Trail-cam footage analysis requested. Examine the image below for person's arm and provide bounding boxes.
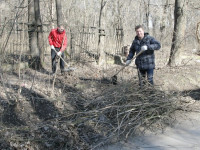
[147,37,161,50]
[125,42,136,65]
[127,42,136,60]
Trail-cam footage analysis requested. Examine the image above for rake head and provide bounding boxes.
[111,75,117,85]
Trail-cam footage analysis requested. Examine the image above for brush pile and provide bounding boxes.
[0,68,180,150]
[73,81,179,149]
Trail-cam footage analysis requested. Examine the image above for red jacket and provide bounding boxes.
[48,28,67,52]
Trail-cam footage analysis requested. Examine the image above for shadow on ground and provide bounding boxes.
[182,88,200,101]
[0,96,26,126]
[0,78,105,149]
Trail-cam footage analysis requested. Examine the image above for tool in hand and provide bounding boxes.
[52,48,76,72]
[52,34,76,73]
[111,50,144,85]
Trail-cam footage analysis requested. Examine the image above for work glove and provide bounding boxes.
[51,45,55,50]
[141,45,148,51]
[126,60,131,66]
[57,51,62,57]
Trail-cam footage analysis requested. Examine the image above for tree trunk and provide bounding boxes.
[195,22,200,55]
[49,0,55,28]
[35,0,44,68]
[168,0,188,66]
[196,22,200,44]
[27,0,44,70]
[97,0,107,65]
[160,0,169,42]
[145,0,151,32]
[55,0,63,26]
[116,0,124,55]
[28,0,41,69]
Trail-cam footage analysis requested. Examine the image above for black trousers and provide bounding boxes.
[51,48,65,73]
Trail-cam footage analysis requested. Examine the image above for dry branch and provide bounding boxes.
[196,22,200,44]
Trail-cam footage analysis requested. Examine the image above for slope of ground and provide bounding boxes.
[0,51,200,149]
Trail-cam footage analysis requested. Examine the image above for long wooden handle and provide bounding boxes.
[113,50,144,76]
[52,48,69,66]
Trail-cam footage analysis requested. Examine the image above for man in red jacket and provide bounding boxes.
[48,25,67,74]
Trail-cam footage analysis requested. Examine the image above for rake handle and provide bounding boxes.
[52,48,69,67]
[113,50,144,76]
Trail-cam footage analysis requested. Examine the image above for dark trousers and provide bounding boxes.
[137,68,154,87]
[51,48,65,73]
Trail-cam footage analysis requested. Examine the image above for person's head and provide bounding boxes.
[135,25,144,40]
[57,24,65,33]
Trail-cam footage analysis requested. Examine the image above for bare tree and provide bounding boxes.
[195,22,200,55]
[35,0,44,68]
[160,0,169,41]
[143,0,151,31]
[196,22,200,44]
[55,0,63,26]
[28,0,44,69]
[168,0,188,66]
[97,0,107,65]
[28,0,39,69]
[49,0,55,28]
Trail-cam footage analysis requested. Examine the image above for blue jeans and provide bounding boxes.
[137,68,154,86]
[51,48,65,73]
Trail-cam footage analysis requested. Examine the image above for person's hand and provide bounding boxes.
[51,45,55,50]
[126,60,131,65]
[57,51,62,56]
[141,45,148,51]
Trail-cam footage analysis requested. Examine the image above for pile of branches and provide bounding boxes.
[0,80,180,150]
[67,81,179,149]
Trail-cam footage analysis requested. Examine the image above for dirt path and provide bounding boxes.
[97,110,200,150]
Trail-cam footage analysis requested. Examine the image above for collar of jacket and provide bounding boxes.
[56,28,66,34]
[134,33,149,46]
[135,32,149,40]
